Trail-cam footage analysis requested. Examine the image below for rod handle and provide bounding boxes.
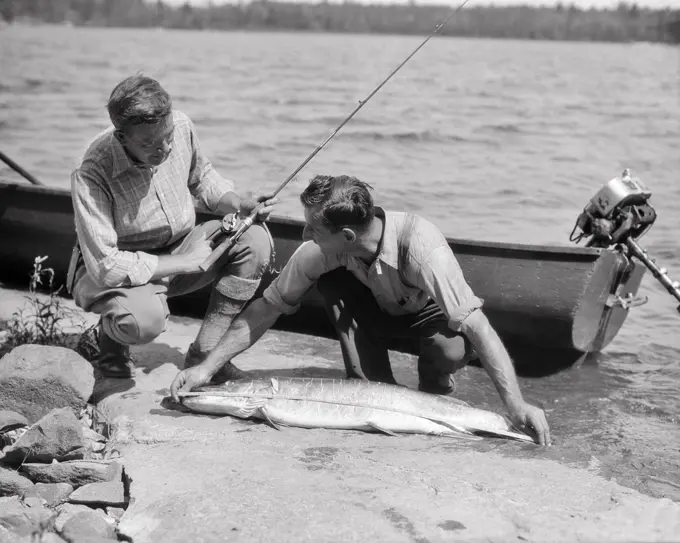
[198,215,255,272]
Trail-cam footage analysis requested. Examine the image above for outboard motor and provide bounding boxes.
[570,169,680,313]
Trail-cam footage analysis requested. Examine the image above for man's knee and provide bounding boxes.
[101,293,168,345]
[227,224,272,279]
[420,332,471,374]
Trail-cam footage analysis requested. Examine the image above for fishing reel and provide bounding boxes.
[570,169,680,313]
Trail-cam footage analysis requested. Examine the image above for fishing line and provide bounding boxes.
[201,0,473,271]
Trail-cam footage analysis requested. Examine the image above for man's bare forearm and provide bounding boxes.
[150,254,191,280]
[460,310,524,409]
[202,297,282,375]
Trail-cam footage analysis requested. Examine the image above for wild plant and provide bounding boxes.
[2,256,86,351]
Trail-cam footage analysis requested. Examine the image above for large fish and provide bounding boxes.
[178,377,535,443]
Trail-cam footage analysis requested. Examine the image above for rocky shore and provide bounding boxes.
[0,345,128,542]
[1,286,679,543]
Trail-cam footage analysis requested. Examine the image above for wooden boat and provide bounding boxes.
[0,179,646,374]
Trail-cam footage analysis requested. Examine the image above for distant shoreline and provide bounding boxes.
[2,21,676,47]
[2,1,678,44]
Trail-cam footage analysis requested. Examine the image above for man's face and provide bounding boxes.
[118,113,175,167]
[302,206,352,254]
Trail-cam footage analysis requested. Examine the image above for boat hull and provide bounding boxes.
[0,181,645,372]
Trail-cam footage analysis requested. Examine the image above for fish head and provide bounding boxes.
[179,379,273,418]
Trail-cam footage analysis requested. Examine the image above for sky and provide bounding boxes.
[161,0,676,9]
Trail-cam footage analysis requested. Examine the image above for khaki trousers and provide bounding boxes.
[71,221,272,346]
[316,267,477,392]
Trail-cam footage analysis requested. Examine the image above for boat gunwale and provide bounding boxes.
[0,180,604,261]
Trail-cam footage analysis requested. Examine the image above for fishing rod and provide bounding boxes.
[0,151,44,186]
[199,0,472,271]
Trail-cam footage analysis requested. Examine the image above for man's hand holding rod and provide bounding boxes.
[199,192,277,272]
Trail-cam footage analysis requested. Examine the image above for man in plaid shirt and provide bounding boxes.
[68,74,277,379]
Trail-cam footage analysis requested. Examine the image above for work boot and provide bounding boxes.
[96,324,135,379]
[184,343,249,384]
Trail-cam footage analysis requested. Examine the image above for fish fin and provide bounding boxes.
[270,377,280,393]
[475,427,536,443]
[234,397,266,418]
[365,420,398,436]
[259,406,282,431]
[427,418,473,435]
[425,419,482,441]
[499,416,537,443]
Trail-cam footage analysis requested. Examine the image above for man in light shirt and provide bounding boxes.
[69,74,277,379]
[170,175,551,445]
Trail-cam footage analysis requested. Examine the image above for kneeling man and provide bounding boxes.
[170,175,550,445]
[69,74,276,379]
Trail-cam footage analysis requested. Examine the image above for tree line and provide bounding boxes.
[1,0,678,44]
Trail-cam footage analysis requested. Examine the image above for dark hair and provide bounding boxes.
[107,75,172,131]
[300,175,375,232]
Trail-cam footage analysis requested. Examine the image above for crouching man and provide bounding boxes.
[68,74,277,379]
[170,175,550,445]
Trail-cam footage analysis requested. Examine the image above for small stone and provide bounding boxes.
[22,496,46,508]
[2,407,87,465]
[0,495,54,537]
[54,503,102,532]
[20,459,123,488]
[0,525,21,543]
[106,506,125,520]
[60,510,117,542]
[96,507,117,528]
[34,482,74,506]
[69,481,126,508]
[0,465,34,497]
[83,427,106,442]
[37,534,67,543]
[90,441,106,453]
[1,427,27,449]
[0,410,29,433]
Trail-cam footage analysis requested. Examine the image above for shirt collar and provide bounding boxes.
[374,207,399,269]
[110,132,138,178]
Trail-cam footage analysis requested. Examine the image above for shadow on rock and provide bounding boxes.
[151,396,225,419]
[132,342,184,373]
[90,376,135,403]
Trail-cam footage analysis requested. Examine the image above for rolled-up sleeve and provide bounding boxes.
[416,246,483,331]
[263,241,338,314]
[71,169,158,288]
[186,119,234,211]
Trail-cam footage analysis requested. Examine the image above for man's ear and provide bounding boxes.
[114,130,126,144]
[342,228,357,243]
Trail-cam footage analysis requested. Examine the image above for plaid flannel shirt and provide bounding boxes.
[71,110,234,288]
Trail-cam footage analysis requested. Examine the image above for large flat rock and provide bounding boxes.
[2,287,679,542]
[0,344,95,423]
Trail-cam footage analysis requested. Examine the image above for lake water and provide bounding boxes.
[1,25,679,501]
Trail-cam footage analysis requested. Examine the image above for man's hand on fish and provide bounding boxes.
[170,364,213,402]
[507,401,551,446]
